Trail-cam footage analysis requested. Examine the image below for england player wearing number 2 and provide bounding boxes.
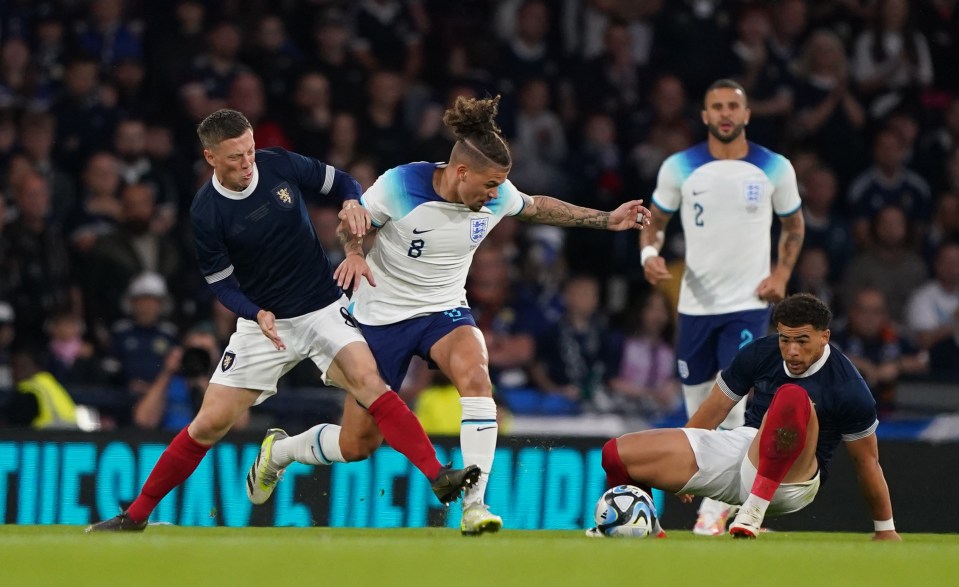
[86,109,479,532]
[640,79,806,535]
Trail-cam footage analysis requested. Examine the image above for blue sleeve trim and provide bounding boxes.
[208,275,259,320]
[652,198,678,214]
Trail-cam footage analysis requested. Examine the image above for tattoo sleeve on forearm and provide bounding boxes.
[526,195,610,228]
[777,214,804,272]
[337,224,365,257]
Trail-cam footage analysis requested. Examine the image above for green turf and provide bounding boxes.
[1,526,956,587]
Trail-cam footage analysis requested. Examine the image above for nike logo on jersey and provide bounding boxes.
[412,228,434,234]
[692,190,707,196]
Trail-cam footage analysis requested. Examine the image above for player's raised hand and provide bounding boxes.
[607,199,652,231]
[256,309,286,351]
[334,254,377,291]
[339,200,371,237]
[643,255,672,285]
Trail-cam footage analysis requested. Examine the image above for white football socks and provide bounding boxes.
[271,424,345,466]
[460,396,497,507]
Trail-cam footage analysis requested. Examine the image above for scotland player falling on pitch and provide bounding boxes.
[252,95,651,535]
[596,294,900,541]
[639,78,805,535]
[86,109,479,532]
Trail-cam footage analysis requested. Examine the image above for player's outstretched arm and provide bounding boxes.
[845,433,902,541]
[685,383,738,429]
[516,194,651,230]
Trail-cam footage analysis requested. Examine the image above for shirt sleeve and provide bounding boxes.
[359,169,395,228]
[771,157,802,216]
[281,148,360,201]
[499,180,526,216]
[191,202,232,283]
[651,155,682,213]
[838,379,879,441]
[716,342,757,401]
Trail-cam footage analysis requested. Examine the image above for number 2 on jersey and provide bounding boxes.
[693,203,704,226]
[408,238,425,258]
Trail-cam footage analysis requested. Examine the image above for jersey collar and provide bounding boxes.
[783,344,830,379]
[212,164,259,200]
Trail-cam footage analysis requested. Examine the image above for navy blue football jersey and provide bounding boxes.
[717,335,878,481]
[191,147,345,318]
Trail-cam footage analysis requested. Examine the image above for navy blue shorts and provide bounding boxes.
[676,308,771,385]
[358,307,477,391]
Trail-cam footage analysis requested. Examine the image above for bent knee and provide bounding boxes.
[454,367,493,397]
[339,434,382,462]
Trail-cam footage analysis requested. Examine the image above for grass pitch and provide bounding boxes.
[1,526,956,587]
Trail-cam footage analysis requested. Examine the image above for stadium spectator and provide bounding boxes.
[3,172,75,348]
[576,21,650,131]
[920,192,959,269]
[507,77,568,198]
[66,152,122,260]
[841,205,927,325]
[607,289,682,421]
[75,0,143,69]
[801,165,853,282]
[3,347,78,430]
[227,72,292,151]
[905,241,959,350]
[929,307,959,377]
[85,183,182,333]
[790,247,836,311]
[639,79,804,537]
[242,14,302,112]
[187,20,247,104]
[284,72,333,158]
[304,11,367,112]
[107,272,178,396]
[358,69,412,171]
[351,0,425,82]
[19,111,76,224]
[791,29,867,188]
[325,112,361,171]
[850,0,933,121]
[530,274,621,414]
[0,302,14,393]
[132,327,241,432]
[50,56,118,175]
[494,0,562,97]
[597,294,901,541]
[144,0,207,97]
[45,310,103,387]
[847,127,932,248]
[832,287,927,415]
[113,118,180,226]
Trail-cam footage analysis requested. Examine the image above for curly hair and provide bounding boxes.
[444,95,511,168]
[772,293,833,331]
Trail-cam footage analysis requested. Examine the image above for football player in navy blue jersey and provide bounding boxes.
[87,109,479,532]
[597,294,900,540]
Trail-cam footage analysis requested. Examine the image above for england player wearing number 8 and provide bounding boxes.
[271,95,650,535]
[640,79,806,535]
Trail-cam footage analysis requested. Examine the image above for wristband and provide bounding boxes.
[873,518,895,532]
[640,246,660,267]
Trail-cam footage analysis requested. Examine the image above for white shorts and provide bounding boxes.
[209,296,366,405]
[679,427,820,517]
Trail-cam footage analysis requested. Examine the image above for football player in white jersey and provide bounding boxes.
[639,79,805,535]
[264,95,651,535]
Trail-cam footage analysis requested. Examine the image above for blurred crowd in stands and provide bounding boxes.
[0,0,957,433]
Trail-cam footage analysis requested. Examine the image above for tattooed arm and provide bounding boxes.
[516,194,651,231]
[334,216,378,291]
[756,210,805,303]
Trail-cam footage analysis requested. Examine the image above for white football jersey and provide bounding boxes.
[652,142,802,315]
[352,162,526,325]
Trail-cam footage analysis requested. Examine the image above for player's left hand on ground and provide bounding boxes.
[872,530,902,542]
[256,309,286,351]
[608,200,652,231]
[334,255,377,291]
[339,200,371,237]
